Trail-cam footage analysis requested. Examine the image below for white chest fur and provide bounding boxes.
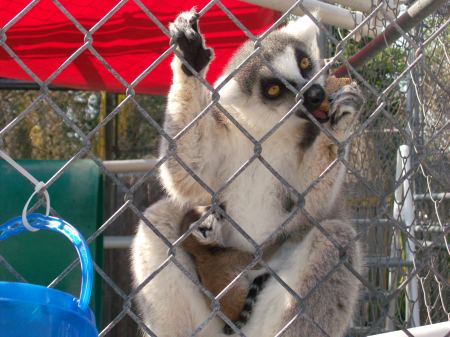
[218,120,310,252]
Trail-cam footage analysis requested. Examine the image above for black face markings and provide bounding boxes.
[294,84,327,123]
[260,77,298,101]
[267,83,281,98]
[299,121,320,149]
[282,194,296,213]
[299,57,311,70]
[260,78,286,100]
[257,47,318,106]
[302,84,326,113]
[226,32,314,96]
[295,48,314,79]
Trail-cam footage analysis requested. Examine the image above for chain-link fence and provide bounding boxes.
[0,0,449,336]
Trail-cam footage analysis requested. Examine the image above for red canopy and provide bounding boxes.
[0,0,278,95]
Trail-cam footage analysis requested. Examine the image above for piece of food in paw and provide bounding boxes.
[319,76,352,112]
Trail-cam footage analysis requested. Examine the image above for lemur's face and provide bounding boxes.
[216,18,327,130]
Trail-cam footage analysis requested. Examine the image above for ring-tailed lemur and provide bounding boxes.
[223,273,270,335]
[179,203,269,327]
[133,10,364,337]
[131,198,268,336]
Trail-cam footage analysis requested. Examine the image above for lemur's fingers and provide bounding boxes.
[328,82,365,128]
[189,216,223,245]
[169,10,213,76]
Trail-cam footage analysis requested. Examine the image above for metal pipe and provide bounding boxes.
[244,0,365,31]
[322,0,373,13]
[414,192,450,200]
[323,0,404,13]
[399,145,420,327]
[103,236,133,249]
[0,78,70,91]
[386,146,406,331]
[368,321,450,337]
[414,225,448,233]
[387,145,420,329]
[365,256,413,268]
[103,158,157,173]
[334,0,447,77]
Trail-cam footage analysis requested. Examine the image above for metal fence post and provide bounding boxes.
[393,145,420,327]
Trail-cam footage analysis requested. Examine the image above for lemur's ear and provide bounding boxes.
[280,15,322,60]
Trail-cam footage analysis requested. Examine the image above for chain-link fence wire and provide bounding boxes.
[326,2,450,334]
[0,0,449,336]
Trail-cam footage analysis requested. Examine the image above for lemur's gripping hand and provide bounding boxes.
[169,10,213,76]
[328,81,365,131]
[190,213,224,246]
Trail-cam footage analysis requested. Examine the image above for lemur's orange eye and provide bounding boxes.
[299,57,311,70]
[267,85,281,97]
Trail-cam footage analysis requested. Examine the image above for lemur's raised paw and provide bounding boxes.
[328,82,364,130]
[169,10,213,76]
[190,214,224,246]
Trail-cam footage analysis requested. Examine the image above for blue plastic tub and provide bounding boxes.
[0,214,98,337]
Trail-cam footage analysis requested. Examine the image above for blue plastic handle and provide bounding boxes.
[0,213,93,311]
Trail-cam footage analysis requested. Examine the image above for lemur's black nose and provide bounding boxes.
[303,84,326,111]
[295,83,327,121]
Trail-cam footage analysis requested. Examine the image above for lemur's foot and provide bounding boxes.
[328,82,364,132]
[190,213,224,246]
[169,10,213,76]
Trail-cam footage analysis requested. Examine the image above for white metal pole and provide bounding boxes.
[103,158,157,173]
[399,144,420,327]
[386,147,405,330]
[243,0,365,31]
[368,321,450,337]
[322,0,374,13]
[323,0,402,14]
[103,236,133,249]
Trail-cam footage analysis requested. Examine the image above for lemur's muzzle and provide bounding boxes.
[296,84,328,123]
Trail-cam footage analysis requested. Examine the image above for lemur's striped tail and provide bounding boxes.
[223,273,270,335]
